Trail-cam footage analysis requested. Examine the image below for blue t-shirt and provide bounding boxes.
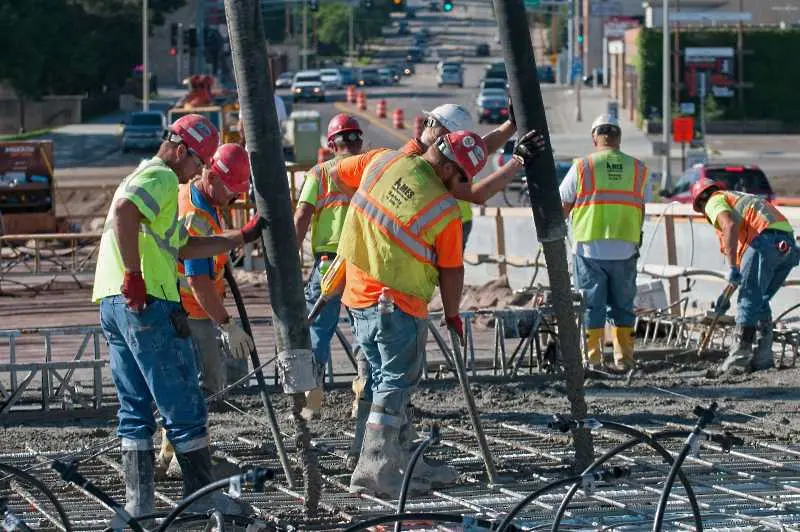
[183,184,220,278]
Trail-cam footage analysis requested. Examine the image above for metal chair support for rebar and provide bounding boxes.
[394,424,441,532]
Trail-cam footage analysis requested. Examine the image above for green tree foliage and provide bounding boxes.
[315,1,391,56]
[0,0,185,99]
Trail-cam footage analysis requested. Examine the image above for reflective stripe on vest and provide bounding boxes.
[571,150,645,244]
[714,190,789,264]
[315,159,351,210]
[338,150,460,301]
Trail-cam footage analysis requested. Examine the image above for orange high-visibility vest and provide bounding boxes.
[177,181,228,319]
[711,190,790,264]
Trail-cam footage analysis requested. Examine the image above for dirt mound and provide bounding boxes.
[429,276,535,313]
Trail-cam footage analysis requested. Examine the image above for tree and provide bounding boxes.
[316,3,350,55]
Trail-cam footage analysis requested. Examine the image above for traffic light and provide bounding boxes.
[185,26,197,49]
[307,0,319,11]
[170,22,179,47]
[442,0,453,12]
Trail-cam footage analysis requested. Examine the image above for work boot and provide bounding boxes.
[752,321,775,371]
[719,325,757,375]
[584,328,605,369]
[611,326,636,371]
[398,406,458,488]
[109,450,155,530]
[175,448,253,516]
[345,400,371,471]
[349,412,430,498]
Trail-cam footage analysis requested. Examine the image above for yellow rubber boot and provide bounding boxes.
[585,328,605,367]
[611,326,635,370]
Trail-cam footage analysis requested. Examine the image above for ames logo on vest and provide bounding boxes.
[387,177,416,207]
[606,159,624,181]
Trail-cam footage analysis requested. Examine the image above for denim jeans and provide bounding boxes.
[305,256,342,366]
[100,296,208,453]
[574,254,637,329]
[737,230,799,326]
[349,305,427,418]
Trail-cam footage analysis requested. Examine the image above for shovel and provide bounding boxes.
[671,283,737,362]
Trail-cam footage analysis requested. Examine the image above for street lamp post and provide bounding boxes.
[661,0,671,190]
[142,0,150,111]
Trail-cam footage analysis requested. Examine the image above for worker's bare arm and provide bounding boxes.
[293,202,316,247]
[716,211,739,267]
[187,275,230,324]
[179,231,244,259]
[451,159,523,204]
[482,120,517,153]
[562,202,573,218]
[113,199,144,272]
[438,266,464,318]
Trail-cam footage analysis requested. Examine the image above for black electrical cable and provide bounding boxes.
[548,419,703,532]
[209,510,226,531]
[652,403,719,532]
[101,512,258,532]
[394,425,440,532]
[0,462,72,532]
[342,512,503,532]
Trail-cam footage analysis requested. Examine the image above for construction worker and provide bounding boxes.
[293,114,363,423]
[560,114,648,372]
[92,114,263,521]
[691,178,799,374]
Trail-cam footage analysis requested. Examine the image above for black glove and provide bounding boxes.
[714,292,731,315]
[512,129,547,166]
[508,97,516,126]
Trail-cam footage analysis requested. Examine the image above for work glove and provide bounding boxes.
[219,319,255,360]
[512,129,548,166]
[445,315,465,347]
[714,291,731,315]
[240,215,265,244]
[508,95,516,126]
[121,271,147,311]
[726,266,742,287]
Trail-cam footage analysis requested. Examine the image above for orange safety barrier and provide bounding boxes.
[346,85,357,104]
[392,108,405,129]
[413,115,425,138]
[356,91,367,111]
[376,99,387,119]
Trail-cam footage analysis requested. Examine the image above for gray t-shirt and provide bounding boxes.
[559,161,638,260]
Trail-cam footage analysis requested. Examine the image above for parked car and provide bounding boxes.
[399,61,416,76]
[357,68,381,86]
[339,67,356,86]
[319,68,343,89]
[661,164,775,203]
[379,67,398,85]
[397,20,410,35]
[537,65,555,83]
[121,111,166,152]
[438,64,464,88]
[292,70,325,102]
[437,60,463,73]
[275,71,294,88]
[480,78,508,92]
[476,43,490,57]
[476,88,509,123]
[406,47,425,63]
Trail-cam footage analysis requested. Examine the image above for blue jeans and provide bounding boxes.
[100,296,208,452]
[574,254,637,329]
[349,305,427,418]
[304,256,342,366]
[737,230,798,326]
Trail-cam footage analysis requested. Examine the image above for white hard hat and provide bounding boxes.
[423,104,474,133]
[591,114,621,133]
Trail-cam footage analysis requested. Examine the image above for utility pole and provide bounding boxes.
[348,4,355,66]
[673,0,680,105]
[566,15,573,85]
[736,0,744,114]
[575,0,582,121]
[493,0,593,471]
[660,0,671,191]
[302,0,309,70]
[176,22,184,87]
[197,0,206,73]
[142,0,150,111]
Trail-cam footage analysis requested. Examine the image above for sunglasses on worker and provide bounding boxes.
[336,131,363,143]
[163,130,204,167]
[424,117,446,131]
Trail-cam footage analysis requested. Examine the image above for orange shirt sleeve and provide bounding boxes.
[333,148,384,192]
[400,138,426,156]
[434,217,463,268]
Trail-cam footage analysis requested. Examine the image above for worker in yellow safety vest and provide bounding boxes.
[691,178,799,374]
[560,114,648,372]
[294,114,364,428]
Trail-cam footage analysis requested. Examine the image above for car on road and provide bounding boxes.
[537,65,555,83]
[275,71,294,88]
[438,64,464,88]
[319,68,343,89]
[121,111,166,152]
[475,88,509,123]
[397,21,410,35]
[407,47,425,63]
[292,70,325,102]
[379,67,399,85]
[476,43,490,57]
[399,61,416,76]
[661,163,775,204]
[339,67,356,86]
[437,60,463,73]
[485,62,508,81]
[497,139,573,205]
[480,78,508,92]
[357,68,382,86]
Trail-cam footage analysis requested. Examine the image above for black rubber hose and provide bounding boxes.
[394,425,440,532]
[549,425,703,532]
[0,462,72,532]
[652,403,718,532]
[101,512,257,531]
[342,512,503,532]
[496,476,581,532]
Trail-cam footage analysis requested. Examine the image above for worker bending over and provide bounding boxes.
[691,178,799,374]
[560,115,648,372]
[294,114,364,426]
[92,114,263,522]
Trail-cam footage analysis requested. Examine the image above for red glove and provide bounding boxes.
[445,315,465,347]
[121,271,147,311]
[240,215,265,244]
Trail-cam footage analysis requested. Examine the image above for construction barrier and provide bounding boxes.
[392,108,405,129]
[346,85,356,104]
[414,115,425,138]
[356,91,367,111]
[376,99,387,119]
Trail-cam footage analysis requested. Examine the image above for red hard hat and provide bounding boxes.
[169,114,219,165]
[210,143,250,193]
[434,130,488,180]
[690,177,725,213]
[327,114,362,142]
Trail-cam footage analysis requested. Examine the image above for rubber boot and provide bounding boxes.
[344,400,371,471]
[752,321,775,371]
[175,447,253,516]
[398,407,458,488]
[349,412,431,498]
[584,328,604,369]
[611,326,635,371]
[108,450,155,530]
[719,326,757,375]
